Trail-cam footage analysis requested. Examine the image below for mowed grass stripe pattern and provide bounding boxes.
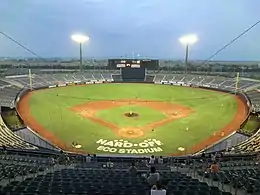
[29,84,238,155]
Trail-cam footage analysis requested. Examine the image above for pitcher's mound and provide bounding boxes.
[118,128,144,138]
[124,112,139,118]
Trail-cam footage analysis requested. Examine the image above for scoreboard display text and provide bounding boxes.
[108,59,159,70]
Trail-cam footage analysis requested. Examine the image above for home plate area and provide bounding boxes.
[118,128,144,138]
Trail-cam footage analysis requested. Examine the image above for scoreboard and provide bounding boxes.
[108,59,159,70]
[114,60,141,68]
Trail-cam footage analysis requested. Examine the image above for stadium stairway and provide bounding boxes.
[245,83,260,92]
[0,79,24,88]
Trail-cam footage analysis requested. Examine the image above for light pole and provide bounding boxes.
[71,34,89,72]
[179,34,198,74]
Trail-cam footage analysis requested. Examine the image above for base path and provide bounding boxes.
[70,99,194,138]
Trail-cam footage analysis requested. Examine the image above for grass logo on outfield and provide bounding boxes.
[96,138,164,154]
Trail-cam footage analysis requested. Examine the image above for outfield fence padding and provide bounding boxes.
[14,127,59,151]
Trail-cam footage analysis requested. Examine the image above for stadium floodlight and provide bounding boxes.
[71,34,90,72]
[71,34,89,43]
[179,34,198,45]
[179,34,198,74]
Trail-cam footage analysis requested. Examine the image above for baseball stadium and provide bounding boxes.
[1,59,260,194]
[1,2,260,193]
[11,71,250,156]
[0,60,258,155]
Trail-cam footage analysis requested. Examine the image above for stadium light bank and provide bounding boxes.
[71,34,90,72]
[179,34,198,74]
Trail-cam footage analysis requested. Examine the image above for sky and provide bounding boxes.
[0,0,260,60]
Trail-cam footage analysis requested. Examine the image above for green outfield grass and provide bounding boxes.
[1,110,24,130]
[240,115,260,136]
[28,83,239,155]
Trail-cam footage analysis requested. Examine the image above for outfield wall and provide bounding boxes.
[14,127,60,151]
[201,132,249,153]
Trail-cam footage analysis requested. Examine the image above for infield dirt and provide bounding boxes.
[70,100,194,138]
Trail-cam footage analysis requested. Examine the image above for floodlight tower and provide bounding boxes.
[179,34,198,74]
[71,34,89,72]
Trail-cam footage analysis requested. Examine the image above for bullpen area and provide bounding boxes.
[17,83,248,155]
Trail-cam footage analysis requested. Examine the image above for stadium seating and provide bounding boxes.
[153,74,260,91]
[144,75,155,82]
[4,73,259,93]
[153,74,165,83]
[8,73,115,89]
[170,74,185,83]
[0,116,37,150]
[203,166,260,194]
[92,73,103,80]
[0,147,258,195]
[207,77,224,86]
[0,80,9,86]
[101,73,113,81]
[0,164,234,195]
[233,129,260,153]
[112,74,122,82]
[0,162,46,180]
[163,74,174,82]
[0,84,21,107]
[246,90,260,112]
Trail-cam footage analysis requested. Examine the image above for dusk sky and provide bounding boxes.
[0,0,260,60]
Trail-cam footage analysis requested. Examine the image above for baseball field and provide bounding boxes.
[17,83,248,155]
